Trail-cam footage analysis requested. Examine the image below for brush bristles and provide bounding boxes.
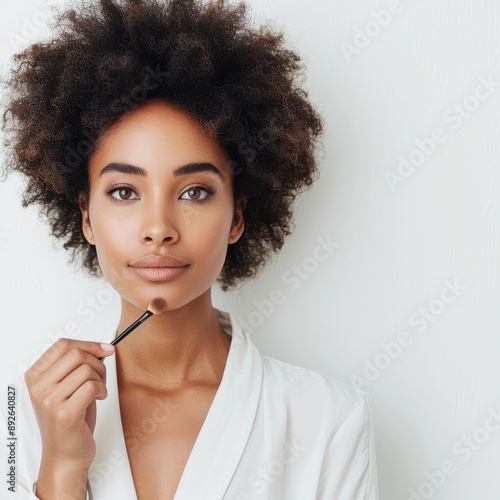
[148,297,167,315]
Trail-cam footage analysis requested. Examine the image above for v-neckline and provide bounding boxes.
[90,308,263,500]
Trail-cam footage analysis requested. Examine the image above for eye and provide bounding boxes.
[180,186,214,202]
[109,187,139,201]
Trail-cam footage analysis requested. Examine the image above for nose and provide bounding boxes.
[139,198,179,246]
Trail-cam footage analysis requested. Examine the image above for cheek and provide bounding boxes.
[89,206,134,263]
[190,214,232,266]
[90,214,139,295]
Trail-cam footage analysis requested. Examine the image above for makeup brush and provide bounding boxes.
[99,297,167,359]
[111,297,167,346]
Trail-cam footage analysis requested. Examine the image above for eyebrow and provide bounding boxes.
[99,161,223,178]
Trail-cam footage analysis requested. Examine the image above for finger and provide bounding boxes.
[50,363,106,404]
[28,347,108,402]
[39,379,108,428]
[31,363,105,420]
[65,379,108,419]
[51,348,108,385]
[26,339,114,381]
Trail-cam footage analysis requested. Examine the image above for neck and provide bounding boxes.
[113,290,231,391]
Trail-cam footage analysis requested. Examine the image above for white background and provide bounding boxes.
[1,1,499,499]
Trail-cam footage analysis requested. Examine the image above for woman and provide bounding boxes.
[1,0,379,498]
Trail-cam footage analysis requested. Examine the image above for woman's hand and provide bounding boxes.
[24,338,115,471]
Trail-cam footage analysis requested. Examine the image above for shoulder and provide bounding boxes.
[261,354,367,406]
[225,310,372,439]
[256,358,379,498]
[259,354,369,435]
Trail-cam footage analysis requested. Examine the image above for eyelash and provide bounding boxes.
[106,184,216,203]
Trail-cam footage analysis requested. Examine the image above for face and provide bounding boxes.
[79,100,246,312]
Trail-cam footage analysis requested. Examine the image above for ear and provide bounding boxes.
[78,192,95,245]
[228,196,247,244]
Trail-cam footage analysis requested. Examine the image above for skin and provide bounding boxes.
[27,99,246,499]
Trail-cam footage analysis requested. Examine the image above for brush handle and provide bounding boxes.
[110,310,154,346]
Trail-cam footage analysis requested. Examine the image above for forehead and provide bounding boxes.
[88,100,232,178]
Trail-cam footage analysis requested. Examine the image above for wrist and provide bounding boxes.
[36,458,90,500]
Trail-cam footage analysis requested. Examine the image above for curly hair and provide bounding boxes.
[0,0,323,291]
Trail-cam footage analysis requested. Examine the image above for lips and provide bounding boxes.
[130,255,189,268]
[130,255,189,282]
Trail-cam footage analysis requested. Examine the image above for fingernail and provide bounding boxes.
[100,343,115,352]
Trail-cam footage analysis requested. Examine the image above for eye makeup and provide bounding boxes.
[104,184,216,203]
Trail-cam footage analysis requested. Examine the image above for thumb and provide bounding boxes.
[97,342,115,361]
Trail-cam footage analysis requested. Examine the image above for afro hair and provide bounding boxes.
[0,0,323,291]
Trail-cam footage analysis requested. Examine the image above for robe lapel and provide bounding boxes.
[173,309,263,500]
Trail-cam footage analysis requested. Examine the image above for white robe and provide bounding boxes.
[7,308,379,499]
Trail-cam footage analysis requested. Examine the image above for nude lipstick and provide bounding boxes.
[130,255,189,282]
